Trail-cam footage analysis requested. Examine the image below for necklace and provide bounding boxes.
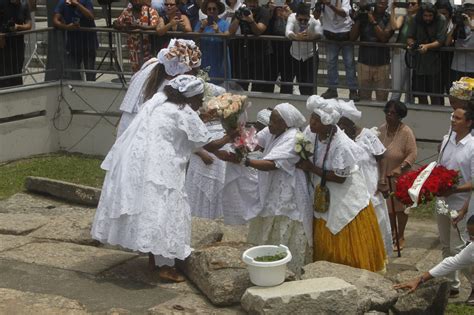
[382,123,401,152]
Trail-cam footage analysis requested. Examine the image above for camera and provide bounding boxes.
[394,2,410,8]
[352,1,375,22]
[408,42,420,50]
[235,5,252,20]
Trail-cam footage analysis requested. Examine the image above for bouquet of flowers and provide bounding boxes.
[206,93,248,131]
[295,132,314,160]
[233,125,259,160]
[395,164,459,206]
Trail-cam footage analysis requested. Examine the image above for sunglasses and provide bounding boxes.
[408,2,417,6]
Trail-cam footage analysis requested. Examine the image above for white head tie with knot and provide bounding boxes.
[256,108,272,126]
[274,103,306,128]
[306,95,341,126]
[168,75,205,98]
[337,99,361,123]
[156,39,202,76]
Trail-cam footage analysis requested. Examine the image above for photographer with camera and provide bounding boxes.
[407,2,447,105]
[228,0,271,92]
[448,0,474,81]
[53,0,97,81]
[314,0,359,101]
[0,0,32,88]
[389,0,420,102]
[350,0,393,102]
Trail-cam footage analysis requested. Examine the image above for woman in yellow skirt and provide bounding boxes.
[297,95,386,272]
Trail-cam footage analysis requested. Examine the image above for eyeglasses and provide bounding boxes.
[383,109,398,116]
[408,2,417,6]
[207,7,218,11]
[164,3,176,6]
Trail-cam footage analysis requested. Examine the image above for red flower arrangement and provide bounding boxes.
[395,165,459,206]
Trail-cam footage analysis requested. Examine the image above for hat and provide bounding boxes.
[306,95,341,126]
[202,0,226,15]
[256,108,272,126]
[337,100,361,123]
[274,103,306,128]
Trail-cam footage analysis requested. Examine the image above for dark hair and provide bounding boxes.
[202,0,226,15]
[463,109,474,130]
[143,63,167,103]
[163,85,204,109]
[467,214,474,226]
[296,3,310,16]
[384,100,408,119]
[417,3,439,24]
[434,0,453,16]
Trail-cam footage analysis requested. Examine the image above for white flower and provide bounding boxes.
[295,144,303,153]
[304,143,314,152]
[435,199,449,215]
[295,132,304,141]
[450,210,458,219]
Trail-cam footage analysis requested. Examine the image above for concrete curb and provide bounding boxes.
[25,176,101,207]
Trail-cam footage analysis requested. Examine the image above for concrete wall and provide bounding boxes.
[0,82,451,164]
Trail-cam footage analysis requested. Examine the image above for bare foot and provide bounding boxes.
[158,266,186,282]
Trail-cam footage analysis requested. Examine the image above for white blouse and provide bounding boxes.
[304,126,371,235]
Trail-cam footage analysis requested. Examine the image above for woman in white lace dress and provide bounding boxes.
[117,39,201,137]
[297,96,386,272]
[91,75,233,282]
[231,103,313,276]
[337,100,393,257]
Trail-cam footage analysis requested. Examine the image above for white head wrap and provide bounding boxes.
[306,95,341,126]
[168,75,205,98]
[337,99,361,123]
[156,39,202,76]
[256,108,272,126]
[274,103,306,128]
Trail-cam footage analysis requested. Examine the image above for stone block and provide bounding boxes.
[0,213,51,235]
[241,277,359,315]
[147,293,245,314]
[0,288,88,314]
[0,241,137,274]
[191,217,223,249]
[302,261,398,313]
[178,242,253,306]
[0,235,34,252]
[25,176,101,206]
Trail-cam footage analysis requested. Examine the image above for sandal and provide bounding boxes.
[158,266,186,283]
[393,238,405,251]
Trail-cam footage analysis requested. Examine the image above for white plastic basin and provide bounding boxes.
[242,244,292,287]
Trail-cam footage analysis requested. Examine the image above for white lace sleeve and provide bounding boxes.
[177,106,211,146]
[257,127,271,148]
[334,166,352,177]
[326,129,358,172]
[358,128,386,156]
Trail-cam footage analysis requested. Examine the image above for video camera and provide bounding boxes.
[234,5,252,20]
[352,0,376,22]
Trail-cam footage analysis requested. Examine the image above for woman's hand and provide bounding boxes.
[393,277,422,293]
[211,22,219,33]
[296,159,315,173]
[453,208,467,227]
[199,152,214,165]
[388,166,402,177]
[377,182,390,198]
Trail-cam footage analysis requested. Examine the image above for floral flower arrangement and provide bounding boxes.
[395,165,459,206]
[294,132,314,160]
[233,125,259,160]
[206,93,248,130]
[166,39,202,69]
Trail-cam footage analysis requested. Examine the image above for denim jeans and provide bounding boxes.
[326,42,357,90]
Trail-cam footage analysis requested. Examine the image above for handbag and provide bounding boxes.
[313,128,335,213]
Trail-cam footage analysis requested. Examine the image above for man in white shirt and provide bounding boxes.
[394,215,474,306]
[312,0,359,101]
[437,107,474,297]
[285,3,323,95]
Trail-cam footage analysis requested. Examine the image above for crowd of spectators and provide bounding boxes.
[0,0,474,105]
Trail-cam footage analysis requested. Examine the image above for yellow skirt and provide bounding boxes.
[313,203,386,272]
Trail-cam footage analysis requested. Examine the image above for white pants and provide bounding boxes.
[437,213,473,290]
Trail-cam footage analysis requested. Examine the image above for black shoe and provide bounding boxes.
[321,89,338,99]
[349,90,360,102]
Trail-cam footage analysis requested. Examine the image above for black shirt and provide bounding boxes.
[357,13,391,66]
[0,0,31,43]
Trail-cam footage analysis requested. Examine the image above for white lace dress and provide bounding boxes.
[91,96,211,261]
[356,128,393,256]
[186,121,226,221]
[247,127,313,276]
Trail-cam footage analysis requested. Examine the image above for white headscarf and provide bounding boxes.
[337,99,361,123]
[306,95,341,126]
[168,75,205,98]
[256,108,272,126]
[274,103,306,128]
